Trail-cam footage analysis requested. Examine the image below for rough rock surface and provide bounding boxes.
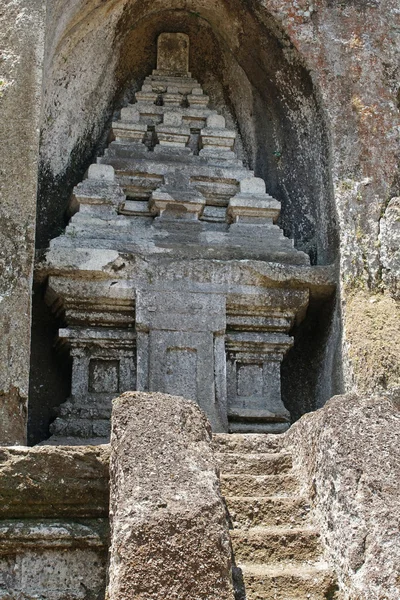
[0,0,45,444]
[379,197,400,300]
[286,392,400,600]
[28,0,400,432]
[108,391,234,600]
[0,518,109,600]
[0,445,110,518]
[344,290,400,393]
[0,445,110,599]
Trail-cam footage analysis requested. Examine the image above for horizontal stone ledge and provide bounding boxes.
[0,446,110,518]
[0,519,109,552]
[36,254,336,300]
[228,407,291,423]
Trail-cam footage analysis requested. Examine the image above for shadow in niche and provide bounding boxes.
[282,293,343,424]
[29,1,340,442]
[222,496,246,600]
[232,562,246,600]
[28,282,72,446]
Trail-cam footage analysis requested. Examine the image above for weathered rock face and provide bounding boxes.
[0,445,110,518]
[379,197,400,300]
[344,291,400,393]
[108,391,234,600]
[40,36,331,441]
[0,445,110,599]
[286,392,400,600]
[0,0,45,444]
[30,0,343,437]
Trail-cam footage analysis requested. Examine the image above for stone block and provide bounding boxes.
[136,290,226,333]
[200,125,236,151]
[286,392,400,600]
[240,177,266,195]
[155,122,190,147]
[156,33,190,74]
[112,120,148,143]
[207,114,226,129]
[146,74,197,94]
[163,111,183,126]
[107,391,234,600]
[0,446,110,518]
[135,86,159,104]
[135,292,227,431]
[227,196,281,224]
[0,519,108,599]
[88,164,115,181]
[149,189,205,219]
[69,178,125,215]
[227,177,281,224]
[120,106,140,122]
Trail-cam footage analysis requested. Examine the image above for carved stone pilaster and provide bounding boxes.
[49,328,136,443]
[225,332,293,433]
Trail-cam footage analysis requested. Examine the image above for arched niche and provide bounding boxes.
[38,0,337,263]
[29,0,341,443]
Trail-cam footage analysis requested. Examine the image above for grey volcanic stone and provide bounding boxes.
[0,445,110,598]
[108,391,234,600]
[286,392,400,600]
[0,0,45,444]
[0,518,108,600]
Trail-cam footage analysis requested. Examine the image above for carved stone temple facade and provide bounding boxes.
[2,1,400,597]
[44,33,331,443]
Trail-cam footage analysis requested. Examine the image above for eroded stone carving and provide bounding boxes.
[43,33,333,442]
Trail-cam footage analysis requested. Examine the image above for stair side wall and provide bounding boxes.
[108,391,235,600]
[285,392,400,600]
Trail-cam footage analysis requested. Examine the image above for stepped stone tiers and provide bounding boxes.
[42,33,334,443]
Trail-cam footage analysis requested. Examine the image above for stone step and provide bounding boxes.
[220,473,298,497]
[229,421,290,434]
[225,497,311,529]
[213,433,285,454]
[232,562,338,600]
[215,452,292,476]
[230,527,322,563]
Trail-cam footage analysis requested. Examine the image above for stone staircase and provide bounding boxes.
[214,434,338,600]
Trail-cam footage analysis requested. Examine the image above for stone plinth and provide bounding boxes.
[108,391,234,600]
[0,445,109,598]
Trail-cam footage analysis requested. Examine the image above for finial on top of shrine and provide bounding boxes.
[154,33,190,77]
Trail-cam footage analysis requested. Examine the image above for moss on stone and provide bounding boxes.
[345,290,400,392]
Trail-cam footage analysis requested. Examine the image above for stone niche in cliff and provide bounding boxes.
[39,33,335,443]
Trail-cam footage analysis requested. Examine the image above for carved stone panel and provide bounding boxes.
[156,33,190,75]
